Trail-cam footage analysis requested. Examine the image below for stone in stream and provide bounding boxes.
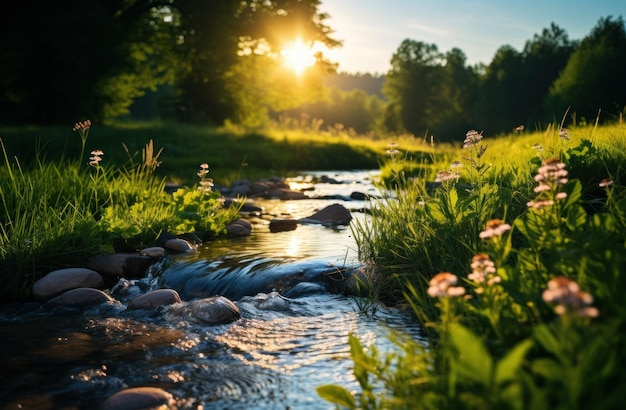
[227,218,253,236]
[164,238,196,253]
[269,218,297,232]
[166,296,241,325]
[32,267,105,302]
[127,289,182,309]
[85,253,156,282]
[101,386,175,410]
[46,288,115,307]
[298,203,353,225]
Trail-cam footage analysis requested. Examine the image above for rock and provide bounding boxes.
[85,253,155,281]
[299,203,353,225]
[128,289,182,309]
[269,218,298,233]
[266,188,309,200]
[164,239,195,253]
[241,291,292,311]
[139,247,167,258]
[102,387,175,410]
[46,288,114,307]
[227,218,252,236]
[167,296,241,325]
[32,268,105,302]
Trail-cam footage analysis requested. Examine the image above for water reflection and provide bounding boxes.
[0,170,424,410]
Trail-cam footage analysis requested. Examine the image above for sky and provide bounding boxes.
[319,0,625,74]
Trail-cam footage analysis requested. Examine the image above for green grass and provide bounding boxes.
[0,120,434,186]
[320,121,626,409]
[0,129,241,302]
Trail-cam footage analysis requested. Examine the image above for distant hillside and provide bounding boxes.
[324,72,386,98]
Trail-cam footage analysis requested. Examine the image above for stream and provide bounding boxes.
[0,170,424,410]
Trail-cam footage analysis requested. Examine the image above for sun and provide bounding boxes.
[280,38,318,75]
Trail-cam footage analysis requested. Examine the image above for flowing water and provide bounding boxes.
[0,171,423,409]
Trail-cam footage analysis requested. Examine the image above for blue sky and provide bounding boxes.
[319,0,625,73]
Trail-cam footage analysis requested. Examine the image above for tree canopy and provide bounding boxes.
[1,4,623,136]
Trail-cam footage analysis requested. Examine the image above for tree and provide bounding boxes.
[473,45,525,132]
[382,39,444,136]
[545,16,626,123]
[0,0,180,124]
[520,23,575,125]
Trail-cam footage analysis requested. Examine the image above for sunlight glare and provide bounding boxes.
[281,38,318,75]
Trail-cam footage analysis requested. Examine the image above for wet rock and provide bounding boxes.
[241,291,292,311]
[32,268,105,302]
[269,218,298,233]
[164,238,195,253]
[139,246,167,258]
[299,203,353,225]
[265,188,309,200]
[227,218,252,236]
[102,386,175,410]
[128,289,182,309]
[167,296,241,325]
[85,253,155,281]
[46,288,114,307]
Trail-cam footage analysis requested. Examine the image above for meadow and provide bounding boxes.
[319,121,626,409]
[2,119,625,409]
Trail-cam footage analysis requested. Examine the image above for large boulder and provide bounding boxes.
[299,203,353,225]
[32,268,105,302]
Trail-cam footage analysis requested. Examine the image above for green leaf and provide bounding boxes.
[449,323,493,386]
[348,333,371,389]
[565,204,587,232]
[530,358,563,381]
[495,339,533,384]
[533,324,560,356]
[316,385,356,408]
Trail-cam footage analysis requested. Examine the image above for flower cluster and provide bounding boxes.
[197,163,214,193]
[479,218,511,239]
[72,120,91,132]
[427,272,466,298]
[435,161,462,183]
[468,254,501,293]
[386,142,400,159]
[463,130,483,149]
[542,276,598,318]
[527,158,569,209]
[559,127,570,141]
[88,149,104,167]
[435,170,460,183]
[599,178,614,188]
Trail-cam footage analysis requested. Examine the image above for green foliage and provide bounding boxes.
[545,17,626,122]
[0,129,240,302]
[321,123,626,409]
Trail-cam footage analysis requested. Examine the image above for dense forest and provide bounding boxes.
[1,1,625,140]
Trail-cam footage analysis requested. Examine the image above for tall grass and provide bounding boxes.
[0,127,241,302]
[319,122,626,409]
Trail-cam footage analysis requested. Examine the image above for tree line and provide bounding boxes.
[1,1,624,140]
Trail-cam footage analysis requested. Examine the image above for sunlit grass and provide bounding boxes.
[0,127,241,302]
[320,120,626,409]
